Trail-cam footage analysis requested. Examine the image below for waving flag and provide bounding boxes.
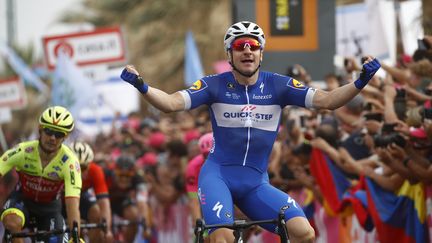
[366,179,429,243]
[184,31,204,87]
[309,148,374,232]
[52,52,96,116]
[341,177,374,232]
[309,148,352,215]
[0,42,49,94]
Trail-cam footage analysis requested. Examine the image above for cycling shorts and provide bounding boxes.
[198,160,306,233]
[2,191,67,242]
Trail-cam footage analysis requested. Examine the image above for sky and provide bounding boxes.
[0,0,83,59]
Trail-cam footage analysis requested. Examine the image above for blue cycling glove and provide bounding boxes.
[354,58,381,89]
[120,68,149,94]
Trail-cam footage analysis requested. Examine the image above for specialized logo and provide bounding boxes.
[213,201,223,218]
[287,196,298,208]
[259,82,264,93]
[287,78,306,90]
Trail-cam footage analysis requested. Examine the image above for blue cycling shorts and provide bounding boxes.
[198,160,306,233]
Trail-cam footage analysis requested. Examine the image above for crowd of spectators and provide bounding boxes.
[0,36,432,242]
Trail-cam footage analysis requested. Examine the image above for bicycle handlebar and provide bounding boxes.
[112,219,146,228]
[198,218,278,231]
[194,207,289,243]
[7,220,108,240]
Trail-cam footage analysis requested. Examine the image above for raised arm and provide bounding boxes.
[312,57,381,110]
[121,65,185,113]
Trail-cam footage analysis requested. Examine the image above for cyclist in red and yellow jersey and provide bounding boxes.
[0,106,82,243]
[69,141,113,243]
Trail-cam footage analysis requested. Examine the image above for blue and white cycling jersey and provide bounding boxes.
[180,71,316,172]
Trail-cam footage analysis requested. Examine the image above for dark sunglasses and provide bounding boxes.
[231,37,262,51]
[43,127,66,139]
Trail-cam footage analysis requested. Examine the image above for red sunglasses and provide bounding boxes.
[231,37,262,51]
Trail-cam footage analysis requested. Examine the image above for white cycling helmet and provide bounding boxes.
[224,21,266,51]
[70,141,94,167]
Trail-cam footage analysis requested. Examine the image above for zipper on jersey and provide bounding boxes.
[35,167,44,202]
[243,85,251,166]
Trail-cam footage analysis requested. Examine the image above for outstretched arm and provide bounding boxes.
[312,57,381,110]
[121,65,185,113]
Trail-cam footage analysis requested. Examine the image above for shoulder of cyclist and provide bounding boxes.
[0,141,36,175]
[86,162,110,196]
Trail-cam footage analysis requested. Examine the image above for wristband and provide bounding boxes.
[354,78,368,89]
[134,76,149,94]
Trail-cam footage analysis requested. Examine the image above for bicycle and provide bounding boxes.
[111,218,147,243]
[4,221,107,243]
[194,207,290,243]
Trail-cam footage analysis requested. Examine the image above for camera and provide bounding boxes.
[418,38,431,51]
[363,102,373,111]
[423,108,432,120]
[424,88,432,96]
[292,142,312,156]
[373,123,406,148]
[373,133,406,148]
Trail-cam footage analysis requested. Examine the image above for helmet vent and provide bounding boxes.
[243,22,250,28]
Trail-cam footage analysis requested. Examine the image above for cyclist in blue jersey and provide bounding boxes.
[120,21,381,243]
